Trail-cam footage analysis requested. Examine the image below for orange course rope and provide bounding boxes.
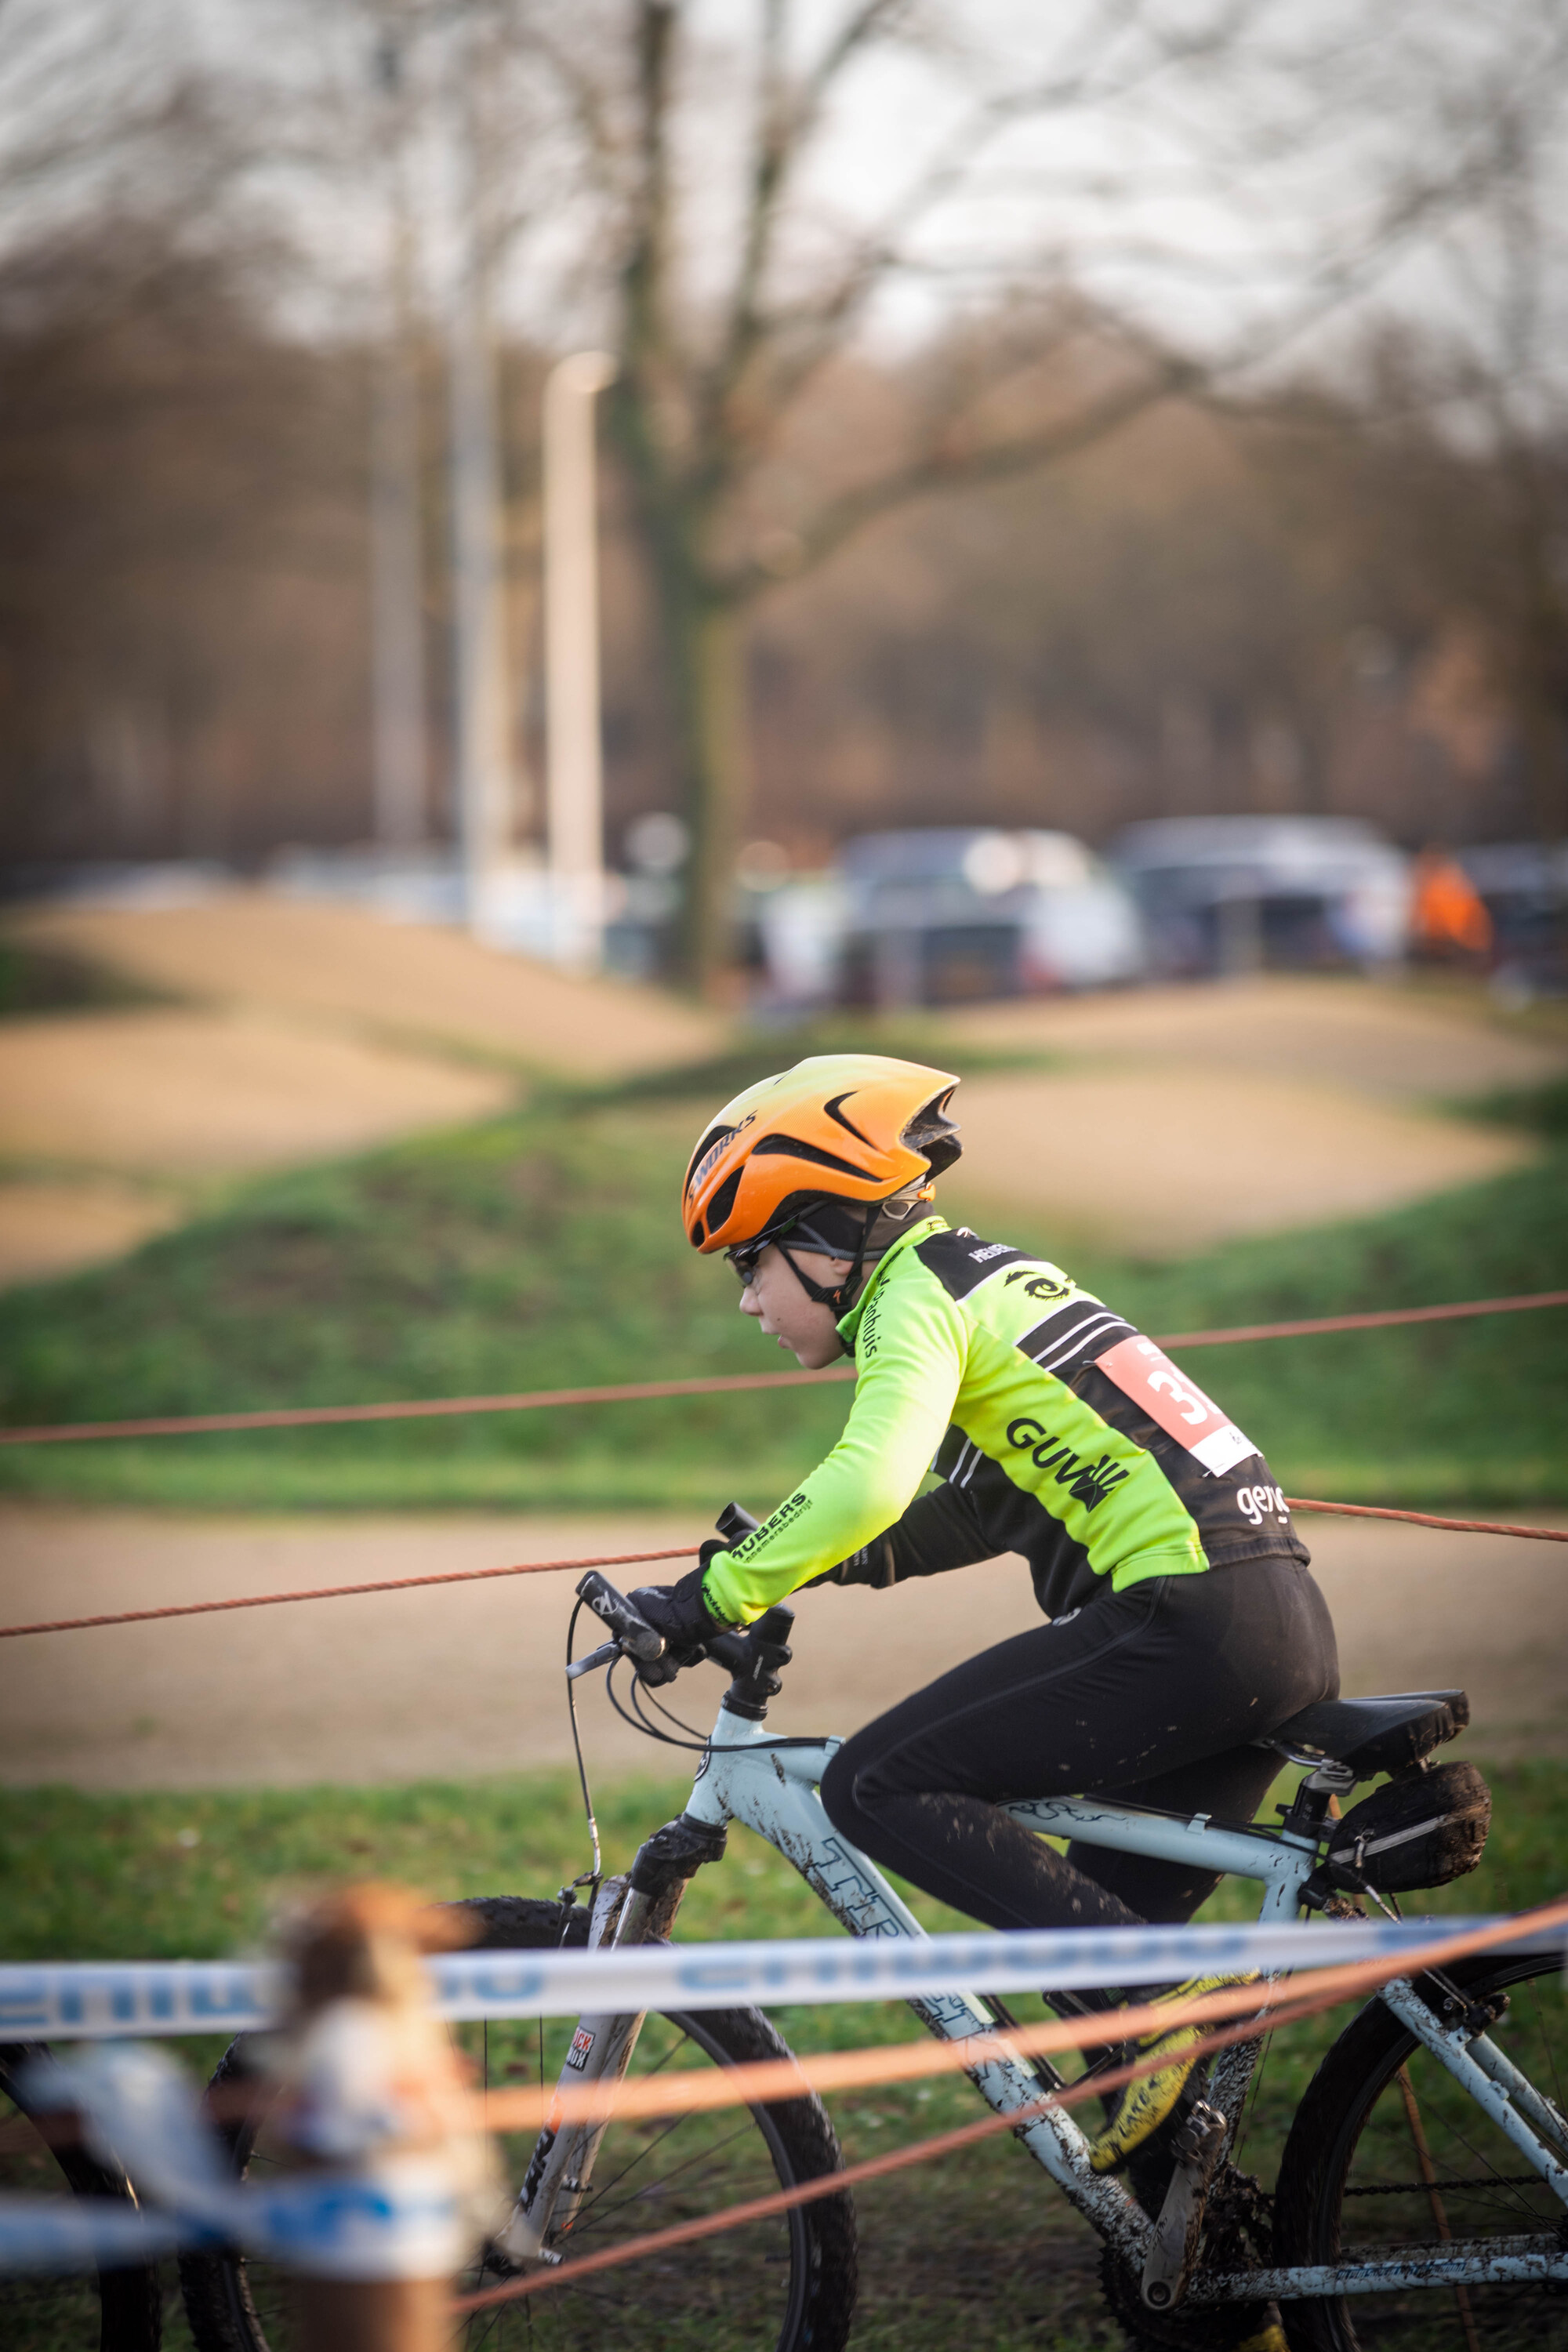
[0,1496,1563,1643]
[1285,1498,1568,1541]
[0,1546,699,1642]
[2,1289,1563,1447]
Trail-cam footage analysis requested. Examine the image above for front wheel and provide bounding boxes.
[180,1896,858,2352]
[1274,1953,1568,2351]
[0,2042,163,2352]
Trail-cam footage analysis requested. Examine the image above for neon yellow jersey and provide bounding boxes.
[702,1217,1305,1627]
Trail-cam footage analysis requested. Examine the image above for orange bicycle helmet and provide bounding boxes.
[681,1054,961,1257]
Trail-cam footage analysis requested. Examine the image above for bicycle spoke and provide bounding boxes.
[570,2117,769,2230]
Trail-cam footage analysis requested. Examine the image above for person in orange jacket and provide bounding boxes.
[1410,846,1494,961]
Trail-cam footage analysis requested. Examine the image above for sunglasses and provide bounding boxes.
[726,1241,768,1287]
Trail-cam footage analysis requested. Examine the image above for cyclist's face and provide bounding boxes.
[738,1243,851,1370]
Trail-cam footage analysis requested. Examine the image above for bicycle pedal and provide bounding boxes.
[1138,2100,1227,2312]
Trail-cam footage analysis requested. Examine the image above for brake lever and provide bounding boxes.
[566,1639,620,1682]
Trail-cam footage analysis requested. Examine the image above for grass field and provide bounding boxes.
[0,1050,1564,1510]
[3,1758,1563,2350]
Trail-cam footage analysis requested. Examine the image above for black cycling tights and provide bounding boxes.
[819,1559,1338,1947]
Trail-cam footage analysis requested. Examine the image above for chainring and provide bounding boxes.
[1099,2163,1276,2350]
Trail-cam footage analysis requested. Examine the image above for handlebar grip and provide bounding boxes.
[575,1570,666,1664]
[715,1499,761,1544]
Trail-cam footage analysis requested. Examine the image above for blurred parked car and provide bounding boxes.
[752,828,1145,1010]
[1109,816,1411,978]
[1461,841,1568,1000]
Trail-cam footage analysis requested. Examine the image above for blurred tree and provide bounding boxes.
[535,0,1558,986]
[0,220,370,867]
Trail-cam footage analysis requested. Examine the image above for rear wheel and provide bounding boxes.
[1275,1955,1568,2350]
[180,1896,858,2352]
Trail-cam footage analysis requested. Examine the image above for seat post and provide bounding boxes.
[1278,1759,1357,1840]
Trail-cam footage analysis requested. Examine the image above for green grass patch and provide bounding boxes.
[1464,1072,1568,1140]
[0,930,182,1019]
[0,1082,1563,1510]
[3,1759,1563,2350]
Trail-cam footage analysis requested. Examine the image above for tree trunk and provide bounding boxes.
[620,440,751,993]
[673,591,750,993]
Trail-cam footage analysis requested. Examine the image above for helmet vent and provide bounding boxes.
[823,1092,875,1148]
[750,1134,867,1180]
[902,1087,962,1174]
[704,1165,744,1234]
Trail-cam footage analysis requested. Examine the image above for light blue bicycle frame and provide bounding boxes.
[506,1692,1568,2307]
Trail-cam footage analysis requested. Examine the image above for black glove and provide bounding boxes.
[627,1565,732,1674]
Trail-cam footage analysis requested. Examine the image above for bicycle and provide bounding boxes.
[180,1523,1567,2352]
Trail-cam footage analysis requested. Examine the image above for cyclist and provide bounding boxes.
[631,1052,1339,2176]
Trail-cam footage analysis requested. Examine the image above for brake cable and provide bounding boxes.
[563,1598,603,1897]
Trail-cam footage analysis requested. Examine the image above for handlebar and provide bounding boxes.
[575,1570,666,1664]
[568,1501,792,1713]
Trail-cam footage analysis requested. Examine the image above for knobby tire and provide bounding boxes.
[1274,1952,1568,2352]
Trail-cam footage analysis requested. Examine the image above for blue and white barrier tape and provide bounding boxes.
[0,2185,466,2277]
[3,2047,484,2277]
[3,1912,1563,2042]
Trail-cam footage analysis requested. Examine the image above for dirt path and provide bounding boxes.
[0,1181,187,1287]
[1,890,722,1284]
[938,973,1568,1098]
[0,1008,515,1174]
[3,914,1555,1286]
[2,1506,1559,1791]
[946,1066,1531,1254]
[13,891,724,1078]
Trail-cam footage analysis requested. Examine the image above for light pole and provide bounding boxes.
[448,20,511,932]
[369,29,426,857]
[543,350,616,969]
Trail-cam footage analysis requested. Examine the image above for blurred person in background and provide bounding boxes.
[1410,844,1494,965]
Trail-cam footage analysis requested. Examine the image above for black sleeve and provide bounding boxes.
[808,1479,995,1591]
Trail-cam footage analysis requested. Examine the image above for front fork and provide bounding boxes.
[493,1820,720,2269]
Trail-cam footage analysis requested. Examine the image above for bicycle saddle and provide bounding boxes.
[1264,1690,1469,1778]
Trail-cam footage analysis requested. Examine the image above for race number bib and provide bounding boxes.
[1094,1335,1257,1477]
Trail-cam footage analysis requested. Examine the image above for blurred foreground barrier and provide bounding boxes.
[2,1287,1564,1447]
[4,1908,1565,2043]
[6,1885,502,2352]
[5,1896,1566,2301]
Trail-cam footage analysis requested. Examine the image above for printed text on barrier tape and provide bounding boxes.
[12,1935,1552,2296]
[7,1896,1566,2187]
[0,1988,1425,2278]
[5,1910,1565,2041]
[2,1288,1563,1446]
[0,1979,1444,2285]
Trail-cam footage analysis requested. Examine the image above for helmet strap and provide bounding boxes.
[777,1217,872,1329]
